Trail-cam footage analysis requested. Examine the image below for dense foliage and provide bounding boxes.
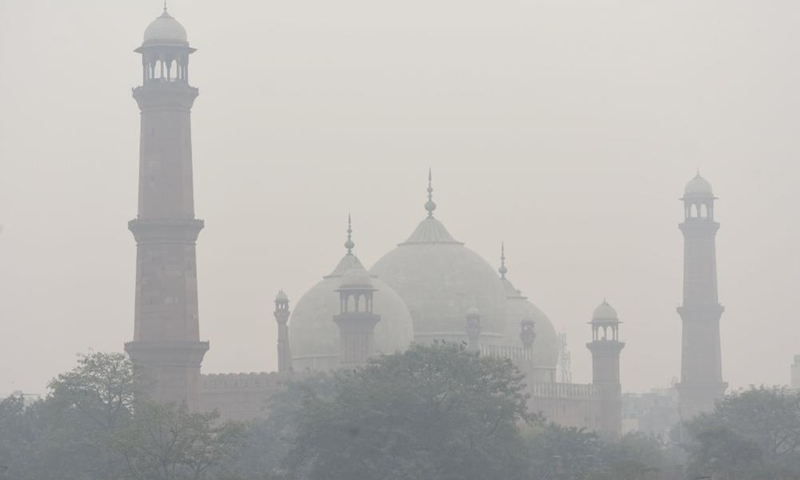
[685,386,800,480]
[0,353,244,480]
[284,343,536,480]
[1,346,685,480]
[527,424,674,480]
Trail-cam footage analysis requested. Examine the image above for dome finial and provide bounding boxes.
[499,242,508,279]
[425,168,437,218]
[344,213,355,255]
[164,0,168,12]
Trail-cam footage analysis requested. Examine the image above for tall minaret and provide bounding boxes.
[274,291,292,373]
[677,173,727,420]
[586,300,624,438]
[124,8,208,408]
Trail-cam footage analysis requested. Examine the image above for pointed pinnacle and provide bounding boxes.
[499,242,508,279]
[425,169,437,218]
[344,213,355,254]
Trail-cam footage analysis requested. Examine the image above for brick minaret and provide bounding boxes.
[586,300,624,438]
[274,291,292,373]
[124,9,208,408]
[334,266,381,366]
[677,173,727,420]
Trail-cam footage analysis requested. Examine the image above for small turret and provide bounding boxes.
[586,299,625,438]
[333,263,381,366]
[520,317,536,350]
[274,290,292,373]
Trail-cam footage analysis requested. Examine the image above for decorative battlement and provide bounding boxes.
[201,372,284,392]
[480,344,533,363]
[529,382,600,399]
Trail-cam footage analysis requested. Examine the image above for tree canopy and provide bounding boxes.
[285,343,536,480]
[1,347,683,480]
[0,352,243,480]
[685,386,800,480]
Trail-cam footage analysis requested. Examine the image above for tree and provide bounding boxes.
[0,394,43,480]
[0,352,244,480]
[231,374,337,480]
[526,425,671,480]
[0,352,140,480]
[113,402,246,480]
[285,343,535,480]
[48,352,140,431]
[685,386,800,480]
[527,424,603,480]
[595,432,666,480]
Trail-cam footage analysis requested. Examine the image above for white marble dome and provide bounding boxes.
[143,10,188,45]
[289,253,415,371]
[684,173,713,197]
[370,216,507,344]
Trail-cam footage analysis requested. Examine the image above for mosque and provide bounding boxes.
[286,176,559,381]
[123,9,725,438]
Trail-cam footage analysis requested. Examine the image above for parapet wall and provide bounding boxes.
[198,372,286,422]
[527,382,602,430]
[481,344,533,362]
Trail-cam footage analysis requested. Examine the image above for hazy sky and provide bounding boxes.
[2,0,800,395]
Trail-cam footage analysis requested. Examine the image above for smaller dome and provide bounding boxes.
[143,10,188,45]
[684,173,713,197]
[275,290,289,302]
[341,267,373,289]
[467,307,480,317]
[592,300,618,322]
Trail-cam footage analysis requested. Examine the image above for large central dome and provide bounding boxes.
[369,179,507,344]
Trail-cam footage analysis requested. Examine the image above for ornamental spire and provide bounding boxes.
[499,242,508,279]
[344,213,355,255]
[425,168,437,218]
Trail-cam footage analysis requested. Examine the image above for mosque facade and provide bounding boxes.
[123,9,723,437]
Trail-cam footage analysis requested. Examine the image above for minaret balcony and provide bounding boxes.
[133,83,199,110]
[128,218,204,244]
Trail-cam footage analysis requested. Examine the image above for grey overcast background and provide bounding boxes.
[1,0,799,395]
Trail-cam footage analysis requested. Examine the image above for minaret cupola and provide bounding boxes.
[682,172,716,221]
[136,8,195,85]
